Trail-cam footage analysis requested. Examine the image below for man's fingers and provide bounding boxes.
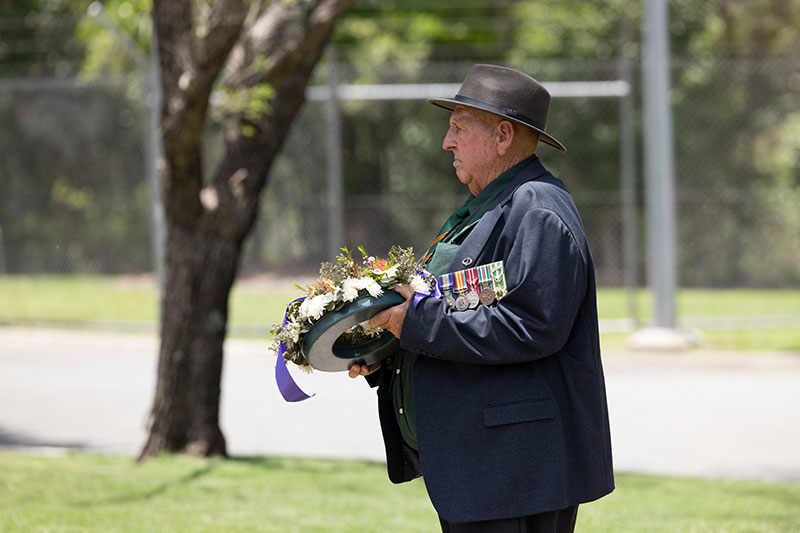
[393,283,415,300]
[347,361,381,379]
[369,308,390,328]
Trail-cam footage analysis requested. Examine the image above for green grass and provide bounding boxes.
[596,287,800,351]
[1,275,799,350]
[1,452,799,532]
[0,453,435,532]
[0,275,298,331]
[0,275,159,324]
[596,287,800,319]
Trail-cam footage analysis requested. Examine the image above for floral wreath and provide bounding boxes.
[269,246,432,372]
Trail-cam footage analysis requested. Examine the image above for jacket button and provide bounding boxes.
[462,257,473,266]
[399,408,404,415]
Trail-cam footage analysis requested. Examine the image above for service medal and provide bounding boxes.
[467,291,480,308]
[477,264,496,305]
[454,270,469,311]
[465,267,480,308]
[439,273,456,307]
[489,261,508,299]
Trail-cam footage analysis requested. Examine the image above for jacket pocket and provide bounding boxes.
[483,398,556,428]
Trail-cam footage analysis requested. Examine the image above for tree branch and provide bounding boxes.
[224,0,354,89]
[154,0,248,228]
[207,0,353,237]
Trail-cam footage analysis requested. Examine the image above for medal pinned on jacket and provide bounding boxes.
[453,270,470,311]
[438,261,507,310]
[465,267,480,309]
[440,273,457,308]
[477,264,496,306]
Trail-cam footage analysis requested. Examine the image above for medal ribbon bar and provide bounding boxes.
[465,266,478,290]
[439,272,453,292]
[477,264,491,285]
[453,270,467,294]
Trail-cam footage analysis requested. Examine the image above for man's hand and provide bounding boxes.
[348,361,382,379]
[347,285,415,380]
[369,284,414,339]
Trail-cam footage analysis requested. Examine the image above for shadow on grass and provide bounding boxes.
[0,426,89,451]
[228,454,385,474]
[72,460,218,508]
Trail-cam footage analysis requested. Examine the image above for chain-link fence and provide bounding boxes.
[0,74,151,274]
[2,55,799,294]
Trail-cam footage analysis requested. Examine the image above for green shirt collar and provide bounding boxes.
[466,154,538,217]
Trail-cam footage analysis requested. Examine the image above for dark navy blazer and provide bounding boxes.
[374,157,614,522]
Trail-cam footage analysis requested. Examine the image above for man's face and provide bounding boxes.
[442,106,499,195]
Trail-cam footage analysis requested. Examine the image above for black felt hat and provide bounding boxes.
[428,64,566,152]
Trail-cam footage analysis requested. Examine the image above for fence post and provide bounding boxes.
[326,48,345,259]
[619,56,639,327]
[146,25,164,323]
[643,0,677,328]
[633,0,695,349]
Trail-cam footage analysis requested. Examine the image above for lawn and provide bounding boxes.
[1,452,798,532]
[0,275,799,350]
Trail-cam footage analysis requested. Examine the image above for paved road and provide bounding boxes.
[1,326,799,483]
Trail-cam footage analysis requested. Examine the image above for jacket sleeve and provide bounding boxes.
[399,207,587,365]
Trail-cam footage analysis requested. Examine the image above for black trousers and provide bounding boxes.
[439,506,578,533]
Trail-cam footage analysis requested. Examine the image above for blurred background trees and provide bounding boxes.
[1,0,798,287]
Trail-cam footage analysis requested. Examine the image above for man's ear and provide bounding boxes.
[496,120,515,156]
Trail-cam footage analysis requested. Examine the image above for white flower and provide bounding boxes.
[341,278,360,302]
[298,291,338,320]
[297,298,312,319]
[365,278,383,297]
[286,319,301,343]
[383,265,399,279]
[321,291,338,304]
[352,277,370,290]
[409,273,430,294]
[303,294,328,320]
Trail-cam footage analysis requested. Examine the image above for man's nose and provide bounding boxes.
[442,128,455,151]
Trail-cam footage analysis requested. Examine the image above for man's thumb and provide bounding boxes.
[369,309,389,329]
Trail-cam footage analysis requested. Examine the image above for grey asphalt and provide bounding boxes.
[1,326,799,483]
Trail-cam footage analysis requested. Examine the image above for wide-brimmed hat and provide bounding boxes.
[428,63,566,152]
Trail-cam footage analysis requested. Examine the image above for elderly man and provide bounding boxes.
[350,64,614,533]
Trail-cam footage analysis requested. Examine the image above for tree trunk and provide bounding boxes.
[139,0,354,461]
[139,221,241,458]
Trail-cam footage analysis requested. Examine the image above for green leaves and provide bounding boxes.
[214,82,275,124]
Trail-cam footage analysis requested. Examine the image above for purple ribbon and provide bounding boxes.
[274,297,314,402]
[275,347,314,402]
[412,270,442,308]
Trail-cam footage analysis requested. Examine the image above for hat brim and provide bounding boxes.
[428,97,567,153]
